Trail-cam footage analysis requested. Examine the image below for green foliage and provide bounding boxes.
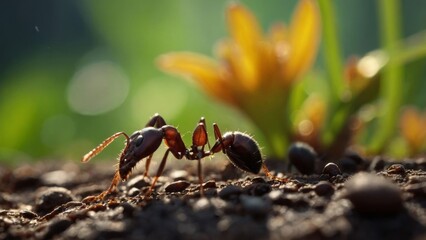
[2,1,426,162]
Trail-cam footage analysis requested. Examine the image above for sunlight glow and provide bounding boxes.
[67,61,129,115]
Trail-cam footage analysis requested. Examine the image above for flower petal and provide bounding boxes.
[400,107,426,152]
[283,0,320,82]
[226,3,263,91]
[157,52,235,104]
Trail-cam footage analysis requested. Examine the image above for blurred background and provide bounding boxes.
[1,0,426,164]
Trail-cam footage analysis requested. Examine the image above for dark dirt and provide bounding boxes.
[1,155,426,240]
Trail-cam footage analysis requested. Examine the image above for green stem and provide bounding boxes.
[318,0,348,146]
[318,0,346,100]
[369,0,403,153]
[242,91,290,159]
[396,31,426,64]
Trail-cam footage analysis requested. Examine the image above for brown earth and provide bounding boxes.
[0,155,426,240]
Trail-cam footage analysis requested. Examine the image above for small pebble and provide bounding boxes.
[387,164,406,175]
[193,198,211,211]
[408,175,426,184]
[120,202,136,217]
[169,170,189,181]
[219,185,243,200]
[404,182,426,197]
[345,172,403,215]
[240,195,271,217]
[268,190,289,205]
[298,186,314,193]
[339,157,358,174]
[314,181,335,197]
[164,180,190,193]
[322,163,341,177]
[41,218,73,239]
[202,180,217,189]
[126,175,150,189]
[251,177,266,184]
[21,210,39,219]
[288,142,317,175]
[243,183,272,196]
[41,170,74,187]
[35,187,75,216]
[369,157,385,172]
[127,187,140,197]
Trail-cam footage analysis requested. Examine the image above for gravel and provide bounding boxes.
[0,157,426,239]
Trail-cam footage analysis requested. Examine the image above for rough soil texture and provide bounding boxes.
[1,156,426,240]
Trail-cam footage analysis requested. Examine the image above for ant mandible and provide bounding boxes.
[81,113,286,201]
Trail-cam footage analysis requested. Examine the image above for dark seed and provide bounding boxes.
[322,163,341,177]
[387,164,406,175]
[345,172,403,215]
[314,181,335,197]
[164,180,190,193]
[288,142,317,175]
[35,187,75,216]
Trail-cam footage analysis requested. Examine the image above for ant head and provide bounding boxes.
[118,127,164,179]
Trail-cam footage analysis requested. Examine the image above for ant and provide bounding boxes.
[81,113,286,201]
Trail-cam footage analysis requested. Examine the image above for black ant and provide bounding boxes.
[81,114,286,201]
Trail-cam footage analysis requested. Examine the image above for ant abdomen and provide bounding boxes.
[220,132,263,174]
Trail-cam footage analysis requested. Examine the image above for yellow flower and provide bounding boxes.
[294,94,326,144]
[400,107,426,154]
[157,0,320,157]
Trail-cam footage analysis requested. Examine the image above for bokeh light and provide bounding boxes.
[67,61,129,116]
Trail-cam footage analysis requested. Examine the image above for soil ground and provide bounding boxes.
[0,156,426,240]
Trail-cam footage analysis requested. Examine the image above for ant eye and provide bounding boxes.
[130,131,140,139]
[135,135,144,146]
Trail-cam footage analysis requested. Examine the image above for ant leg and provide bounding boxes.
[82,171,121,203]
[143,154,153,178]
[212,124,226,153]
[142,114,165,178]
[198,117,210,149]
[262,163,289,183]
[145,113,167,128]
[197,159,204,196]
[145,149,170,197]
[192,119,209,153]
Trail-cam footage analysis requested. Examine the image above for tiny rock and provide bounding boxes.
[35,187,75,216]
[322,163,342,177]
[314,181,335,197]
[164,180,191,193]
[387,164,406,175]
[288,142,317,175]
[345,172,403,215]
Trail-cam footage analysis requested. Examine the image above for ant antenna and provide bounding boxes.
[82,132,130,162]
